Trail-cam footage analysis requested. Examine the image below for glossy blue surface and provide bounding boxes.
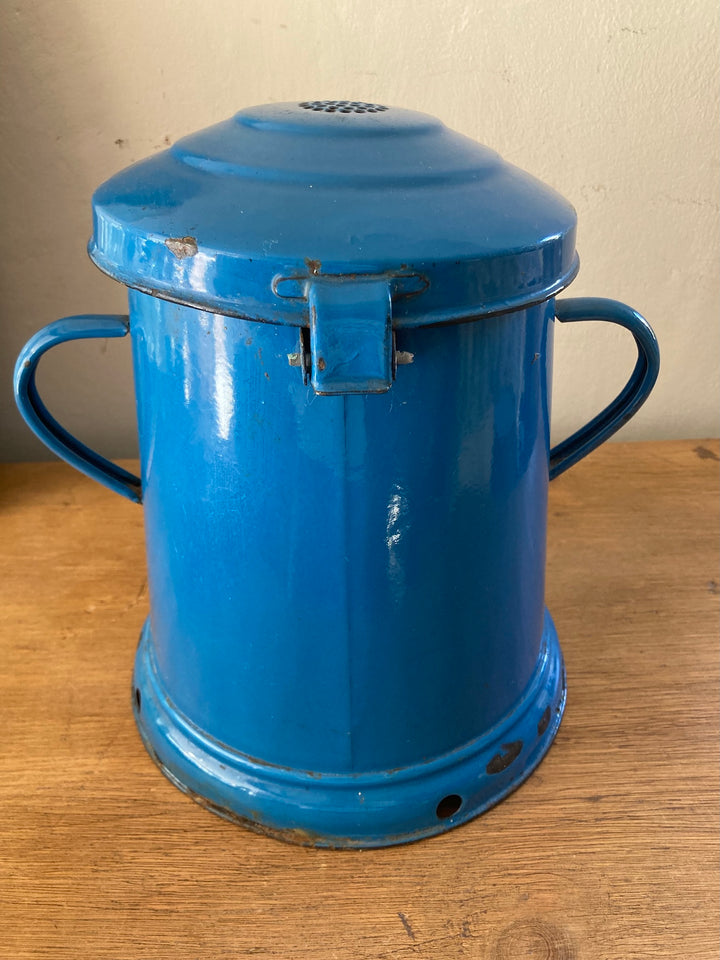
[131,293,555,775]
[550,298,660,477]
[126,291,565,843]
[13,316,142,501]
[133,611,566,847]
[89,102,579,327]
[308,277,393,394]
[13,101,660,845]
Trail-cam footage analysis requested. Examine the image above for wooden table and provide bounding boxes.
[1,440,717,959]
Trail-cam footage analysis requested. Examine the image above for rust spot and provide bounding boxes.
[537,705,551,736]
[165,236,198,259]
[245,337,253,346]
[142,748,351,845]
[264,372,270,380]
[23,360,30,369]
[304,257,321,276]
[316,357,326,372]
[184,788,350,846]
[486,740,523,775]
[143,746,433,847]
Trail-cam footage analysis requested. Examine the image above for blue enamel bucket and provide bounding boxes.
[14,101,659,846]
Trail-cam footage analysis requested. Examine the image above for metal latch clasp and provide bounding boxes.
[280,273,420,396]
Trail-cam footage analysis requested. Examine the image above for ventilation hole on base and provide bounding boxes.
[537,705,551,736]
[134,688,141,711]
[436,794,462,819]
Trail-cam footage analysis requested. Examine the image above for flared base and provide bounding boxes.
[132,614,566,848]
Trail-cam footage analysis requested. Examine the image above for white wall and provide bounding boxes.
[1,0,718,462]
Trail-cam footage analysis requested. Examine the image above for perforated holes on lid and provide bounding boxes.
[298,100,389,114]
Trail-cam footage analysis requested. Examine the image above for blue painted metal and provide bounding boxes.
[13,316,142,502]
[127,293,565,845]
[88,101,580,327]
[550,298,660,478]
[308,277,393,394]
[13,101,659,847]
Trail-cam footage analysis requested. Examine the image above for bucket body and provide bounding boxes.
[13,102,660,846]
[129,288,565,844]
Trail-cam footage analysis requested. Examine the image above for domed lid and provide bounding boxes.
[89,100,578,331]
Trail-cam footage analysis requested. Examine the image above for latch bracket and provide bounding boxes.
[280,272,420,395]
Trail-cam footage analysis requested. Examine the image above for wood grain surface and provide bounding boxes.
[1,440,717,959]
